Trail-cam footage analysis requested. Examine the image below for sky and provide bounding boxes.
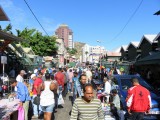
[0,0,160,51]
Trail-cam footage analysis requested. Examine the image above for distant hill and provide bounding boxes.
[74,42,85,59]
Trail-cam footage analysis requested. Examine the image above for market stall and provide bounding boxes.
[0,99,19,120]
[102,103,115,120]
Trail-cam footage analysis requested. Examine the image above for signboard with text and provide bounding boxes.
[1,56,7,64]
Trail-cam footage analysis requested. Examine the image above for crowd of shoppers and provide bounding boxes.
[0,65,153,120]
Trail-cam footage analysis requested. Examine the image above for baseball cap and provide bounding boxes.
[21,70,27,74]
[31,74,36,79]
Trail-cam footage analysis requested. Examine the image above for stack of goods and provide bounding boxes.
[101,103,115,120]
[0,99,20,120]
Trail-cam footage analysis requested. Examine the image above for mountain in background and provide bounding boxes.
[74,41,85,59]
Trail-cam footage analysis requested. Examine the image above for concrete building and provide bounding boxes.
[55,24,74,49]
[82,44,90,63]
[89,46,107,64]
[106,51,121,62]
[56,38,67,67]
[81,44,107,63]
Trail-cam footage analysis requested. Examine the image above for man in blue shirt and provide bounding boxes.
[72,72,81,102]
[10,79,31,120]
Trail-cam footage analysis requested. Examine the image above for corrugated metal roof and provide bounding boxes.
[138,34,157,47]
[107,51,121,56]
[131,41,139,47]
[0,6,9,21]
[121,45,128,51]
[126,41,139,50]
[144,34,157,43]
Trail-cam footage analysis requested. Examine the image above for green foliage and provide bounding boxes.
[85,51,88,55]
[1,24,57,56]
[67,48,77,55]
[16,28,57,56]
[0,24,13,34]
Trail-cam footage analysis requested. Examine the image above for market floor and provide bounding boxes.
[30,92,73,120]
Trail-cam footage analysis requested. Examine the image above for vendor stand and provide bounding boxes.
[102,103,115,120]
[0,99,19,120]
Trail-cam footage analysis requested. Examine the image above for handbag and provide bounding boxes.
[33,95,40,105]
[18,106,24,120]
[58,93,64,105]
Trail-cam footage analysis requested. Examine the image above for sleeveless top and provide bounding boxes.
[40,81,55,106]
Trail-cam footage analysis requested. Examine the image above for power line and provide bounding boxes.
[111,0,144,41]
[23,0,49,36]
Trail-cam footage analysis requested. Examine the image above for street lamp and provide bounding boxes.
[96,40,102,73]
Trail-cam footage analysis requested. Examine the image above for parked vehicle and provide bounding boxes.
[111,75,160,120]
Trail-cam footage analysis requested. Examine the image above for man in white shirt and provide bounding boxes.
[16,70,26,82]
[97,77,111,103]
[15,70,26,91]
[103,77,111,95]
[86,69,92,83]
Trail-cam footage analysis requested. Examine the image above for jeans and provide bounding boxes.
[67,81,70,91]
[59,85,63,95]
[62,83,67,97]
[41,104,55,113]
[32,95,42,116]
[73,86,82,102]
[127,112,144,120]
[68,82,73,92]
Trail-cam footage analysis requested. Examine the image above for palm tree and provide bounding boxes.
[85,51,88,62]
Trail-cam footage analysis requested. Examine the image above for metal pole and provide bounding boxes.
[3,64,4,84]
[100,46,101,73]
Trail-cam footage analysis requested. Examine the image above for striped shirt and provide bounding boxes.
[70,98,104,120]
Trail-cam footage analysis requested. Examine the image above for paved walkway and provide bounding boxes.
[32,92,73,120]
[54,93,72,120]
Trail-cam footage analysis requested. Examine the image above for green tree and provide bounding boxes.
[16,28,57,56]
[67,47,77,55]
[0,24,13,34]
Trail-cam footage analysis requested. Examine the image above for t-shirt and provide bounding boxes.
[16,75,24,82]
[112,94,120,110]
[103,81,111,94]
[54,71,64,88]
[70,98,104,120]
[33,77,43,95]
[73,76,80,89]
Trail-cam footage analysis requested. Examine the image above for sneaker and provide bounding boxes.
[32,115,38,119]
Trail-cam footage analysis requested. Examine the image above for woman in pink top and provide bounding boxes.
[68,69,74,93]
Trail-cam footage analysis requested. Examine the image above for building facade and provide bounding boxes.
[127,42,139,61]
[81,44,107,63]
[55,24,74,49]
[56,38,67,67]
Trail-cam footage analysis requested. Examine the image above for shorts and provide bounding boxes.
[41,104,55,113]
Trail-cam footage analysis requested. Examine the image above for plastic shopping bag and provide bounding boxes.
[58,93,64,105]
[18,106,24,120]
